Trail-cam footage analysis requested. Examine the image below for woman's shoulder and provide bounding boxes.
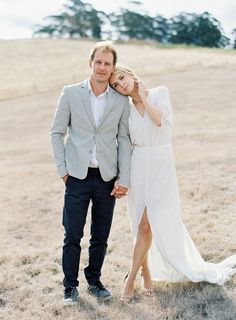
[148,86,170,100]
[150,86,169,94]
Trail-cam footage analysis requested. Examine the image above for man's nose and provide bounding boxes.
[99,63,106,70]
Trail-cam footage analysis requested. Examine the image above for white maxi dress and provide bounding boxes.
[127,86,236,285]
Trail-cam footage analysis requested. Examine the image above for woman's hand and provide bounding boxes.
[110,181,128,199]
[135,81,147,101]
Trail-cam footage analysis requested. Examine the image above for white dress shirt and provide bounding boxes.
[88,79,109,168]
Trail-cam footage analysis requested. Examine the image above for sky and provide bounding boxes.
[0,0,236,40]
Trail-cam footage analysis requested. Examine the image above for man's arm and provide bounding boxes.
[116,97,132,188]
[50,86,71,178]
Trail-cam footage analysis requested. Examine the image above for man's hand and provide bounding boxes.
[63,174,69,184]
[110,182,128,199]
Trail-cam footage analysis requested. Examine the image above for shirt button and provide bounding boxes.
[89,150,93,154]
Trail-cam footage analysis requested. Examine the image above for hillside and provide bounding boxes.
[0,39,236,320]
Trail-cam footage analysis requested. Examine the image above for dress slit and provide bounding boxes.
[135,205,152,237]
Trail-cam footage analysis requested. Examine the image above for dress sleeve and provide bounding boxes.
[154,86,173,128]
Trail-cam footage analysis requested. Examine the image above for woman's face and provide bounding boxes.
[109,72,135,95]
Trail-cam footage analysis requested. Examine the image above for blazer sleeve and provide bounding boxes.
[50,86,71,177]
[117,96,132,187]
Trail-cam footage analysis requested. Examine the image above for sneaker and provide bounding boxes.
[87,281,112,300]
[63,287,79,305]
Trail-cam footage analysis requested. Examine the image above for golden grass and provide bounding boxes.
[0,39,236,319]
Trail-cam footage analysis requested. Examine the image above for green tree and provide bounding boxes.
[33,1,230,49]
[232,28,236,49]
[33,0,105,39]
[152,15,169,43]
[110,9,167,42]
[169,12,229,48]
[33,24,59,38]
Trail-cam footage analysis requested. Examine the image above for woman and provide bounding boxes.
[109,66,236,302]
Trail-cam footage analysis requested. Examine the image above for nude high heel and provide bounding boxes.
[120,273,135,303]
[140,268,154,297]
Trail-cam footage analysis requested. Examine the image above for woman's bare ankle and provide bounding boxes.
[140,268,153,291]
[128,271,137,281]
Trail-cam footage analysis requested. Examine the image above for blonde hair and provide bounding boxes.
[89,41,117,65]
[110,65,140,83]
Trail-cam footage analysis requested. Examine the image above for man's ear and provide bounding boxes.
[112,64,116,72]
[89,60,92,68]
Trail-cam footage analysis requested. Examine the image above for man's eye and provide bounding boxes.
[120,76,124,80]
[113,84,117,88]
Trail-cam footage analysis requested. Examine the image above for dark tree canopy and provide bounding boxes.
[169,12,229,48]
[34,0,106,39]
[33,0,233,49]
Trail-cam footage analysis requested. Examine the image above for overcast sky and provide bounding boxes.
[0,0,235,39]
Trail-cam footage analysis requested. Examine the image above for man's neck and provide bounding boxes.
[89,77,108,97]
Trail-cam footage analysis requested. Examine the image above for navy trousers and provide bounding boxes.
[62,168,116,288]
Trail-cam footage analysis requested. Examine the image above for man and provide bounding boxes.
[50,41,131,305]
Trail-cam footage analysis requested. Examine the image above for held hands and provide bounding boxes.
[110,181,128,199]
[63,175,128,198]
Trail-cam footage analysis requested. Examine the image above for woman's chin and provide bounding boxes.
[123,89,132,96]
[117,90,128,96]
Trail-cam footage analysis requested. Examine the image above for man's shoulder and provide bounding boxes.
[63,80,87,91]
[109,85,128,101]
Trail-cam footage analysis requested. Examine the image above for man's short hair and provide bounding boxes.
[89,41,117,65]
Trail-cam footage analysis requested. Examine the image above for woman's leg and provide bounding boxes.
[140,252,153,292]
[121,208,152,299]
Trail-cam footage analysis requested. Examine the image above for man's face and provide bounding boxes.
[89,49,115,84]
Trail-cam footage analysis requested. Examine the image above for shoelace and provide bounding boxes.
[93,281,105,291]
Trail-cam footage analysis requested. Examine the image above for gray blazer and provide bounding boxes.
[50,80,131,186]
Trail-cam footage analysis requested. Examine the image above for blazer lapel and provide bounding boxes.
[80,80,96,128]
[98,87,116,127]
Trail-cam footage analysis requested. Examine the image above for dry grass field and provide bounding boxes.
[0,39,236,320]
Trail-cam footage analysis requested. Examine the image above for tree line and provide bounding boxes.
[33,0,236,49]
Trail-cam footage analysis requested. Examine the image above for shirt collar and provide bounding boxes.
[87,79,109,98]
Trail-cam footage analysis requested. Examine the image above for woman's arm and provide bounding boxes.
[138,82,162,127]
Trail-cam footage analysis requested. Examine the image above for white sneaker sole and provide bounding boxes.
[63,299,78,305]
